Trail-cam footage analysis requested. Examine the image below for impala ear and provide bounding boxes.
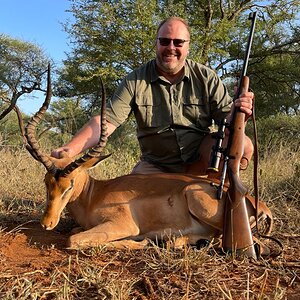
[81,153,112,169]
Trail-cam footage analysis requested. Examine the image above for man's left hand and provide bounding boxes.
[235,91,254,120]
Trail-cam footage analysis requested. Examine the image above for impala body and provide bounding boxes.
[42,155,272,249]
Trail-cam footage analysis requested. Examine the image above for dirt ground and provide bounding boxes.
[0,215,299,299]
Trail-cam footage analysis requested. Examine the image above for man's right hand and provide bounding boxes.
[50,118,116,159]
[51,147,72,158]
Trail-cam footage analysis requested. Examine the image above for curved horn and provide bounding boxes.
[14,104,40,161]
[59,77,108,177]
[25,64,57,174]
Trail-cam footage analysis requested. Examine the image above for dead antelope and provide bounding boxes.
[23,66,273,250]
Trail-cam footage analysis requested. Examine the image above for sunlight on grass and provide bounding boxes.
[0,119,299,299]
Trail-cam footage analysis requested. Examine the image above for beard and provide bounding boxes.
[156,49,186,74]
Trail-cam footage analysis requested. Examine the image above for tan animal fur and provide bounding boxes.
[42,155,273,249]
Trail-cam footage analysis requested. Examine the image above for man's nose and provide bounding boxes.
[166,40,176,49]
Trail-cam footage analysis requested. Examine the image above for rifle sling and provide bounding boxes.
[251,97,283,257]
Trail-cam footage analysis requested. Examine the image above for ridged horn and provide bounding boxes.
[25,64,57,174]
[59,77,109,177]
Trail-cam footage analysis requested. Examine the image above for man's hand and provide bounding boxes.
[235,91,254,120]
[51,147,72,159]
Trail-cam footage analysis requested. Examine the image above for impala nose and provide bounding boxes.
[41,223,51,230]
[41,219,54,230]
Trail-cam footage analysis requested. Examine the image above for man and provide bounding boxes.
[52,16,254,176]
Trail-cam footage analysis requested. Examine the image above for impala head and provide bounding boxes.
[23,64,109,230]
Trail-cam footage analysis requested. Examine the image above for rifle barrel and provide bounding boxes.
[237,12,257,98]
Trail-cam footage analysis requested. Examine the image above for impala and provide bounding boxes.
[23,66,273,250]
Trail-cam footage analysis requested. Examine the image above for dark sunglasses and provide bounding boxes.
[157,37,190,47]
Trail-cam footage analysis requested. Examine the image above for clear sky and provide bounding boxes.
[0,0,73,114]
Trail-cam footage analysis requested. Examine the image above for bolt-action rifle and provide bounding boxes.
[208,12,258,258]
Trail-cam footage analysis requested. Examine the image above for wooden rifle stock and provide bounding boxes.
[222,12,257,259]
[222,76,257,259]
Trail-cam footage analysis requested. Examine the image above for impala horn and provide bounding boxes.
[59,76,110,177]
[25,64,58,174]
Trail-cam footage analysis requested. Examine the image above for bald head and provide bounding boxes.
[156,17,190,38]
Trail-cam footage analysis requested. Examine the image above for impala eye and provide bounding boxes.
[61,179,75,199]
[70,179,74,188]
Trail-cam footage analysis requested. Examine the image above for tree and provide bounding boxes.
[57,0,299,120]
[0,34,50,120]
[49,97,89,136]
[249,27,300,116]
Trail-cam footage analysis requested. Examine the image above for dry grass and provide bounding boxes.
[0,142,299,299]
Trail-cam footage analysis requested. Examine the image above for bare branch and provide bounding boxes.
[0,82,40,120]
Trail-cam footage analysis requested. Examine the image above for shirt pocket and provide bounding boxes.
[182,96,211,129]
[135,94,162,128]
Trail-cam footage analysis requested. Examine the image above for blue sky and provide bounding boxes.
[0,0,73,114]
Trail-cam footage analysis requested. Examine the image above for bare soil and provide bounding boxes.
[0,213,299,299]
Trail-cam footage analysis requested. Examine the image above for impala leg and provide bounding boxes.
[101,239,149,249]
[170,235,207,248]
[67,221,139,249]
[184,183,224,230]
[245,195,273,235]
[185,184,273,238]
[70,226,84,234]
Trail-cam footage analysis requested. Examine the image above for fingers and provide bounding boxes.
[51,149,62,158]
[51,147,70,158]
[235,91,254,117]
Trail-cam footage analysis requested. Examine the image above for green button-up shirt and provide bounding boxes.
[106,59,232,171]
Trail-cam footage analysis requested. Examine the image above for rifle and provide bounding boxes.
[209,12,258,258]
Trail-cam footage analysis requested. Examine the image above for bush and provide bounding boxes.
[247,114,300,154]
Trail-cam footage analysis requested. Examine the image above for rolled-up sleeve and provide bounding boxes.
[208,74,232,122]
[106,75,135,127]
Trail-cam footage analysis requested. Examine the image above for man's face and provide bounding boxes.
[156,20,190,75]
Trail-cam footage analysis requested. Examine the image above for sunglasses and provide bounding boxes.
[157,37,190,47]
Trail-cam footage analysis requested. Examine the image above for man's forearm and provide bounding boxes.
[51,116,116,158]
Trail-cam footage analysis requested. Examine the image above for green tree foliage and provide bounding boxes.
[251,52,300,116]
[57,0,160,99]
[49,97,89,136]
[0,35,89,148]
[2,0,298,145]
[250,26,300,116]
[0,35,50,120]
[0,109,23,146]
[57,0,299,121]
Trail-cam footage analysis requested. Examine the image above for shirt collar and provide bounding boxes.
[150,59,190,83]
[150,60,159,82]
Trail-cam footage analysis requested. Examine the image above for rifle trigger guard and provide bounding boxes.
[210,182,219,190]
